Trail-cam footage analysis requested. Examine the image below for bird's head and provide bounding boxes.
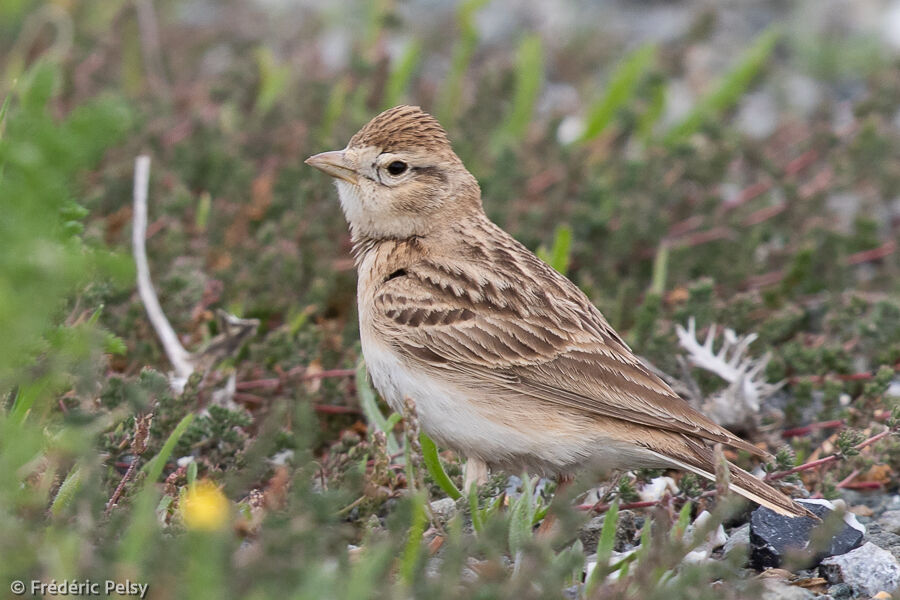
[305,105,481,241]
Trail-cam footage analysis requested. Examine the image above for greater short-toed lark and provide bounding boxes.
[307,105,810,518]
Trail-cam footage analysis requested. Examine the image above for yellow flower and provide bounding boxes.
[182,480,229,531]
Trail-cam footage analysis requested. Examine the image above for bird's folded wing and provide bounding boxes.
[372,260,768,458]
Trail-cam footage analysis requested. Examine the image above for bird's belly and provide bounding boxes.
[360,335,661,475]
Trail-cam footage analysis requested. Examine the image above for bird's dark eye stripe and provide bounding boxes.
[412,165,447,183]
[387,161,408,175]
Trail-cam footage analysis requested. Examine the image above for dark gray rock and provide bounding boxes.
[760,579,817,600]
[578,509,642,554]
[825,582,853,599]
[750,500,865,570]
[820,542,900,596]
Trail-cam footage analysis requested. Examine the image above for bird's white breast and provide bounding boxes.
[359,331,659,474]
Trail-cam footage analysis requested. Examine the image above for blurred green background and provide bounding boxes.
[1,0,899,598]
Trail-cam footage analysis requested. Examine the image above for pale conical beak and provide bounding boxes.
[305,150,358,185]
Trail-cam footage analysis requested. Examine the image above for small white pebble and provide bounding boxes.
[556,115,585,146]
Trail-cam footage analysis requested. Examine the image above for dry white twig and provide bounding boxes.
[133,157,258,394]
[675,317,783,428]
[132,155,194,391]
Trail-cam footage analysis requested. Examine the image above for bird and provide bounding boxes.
[306,104,812,519]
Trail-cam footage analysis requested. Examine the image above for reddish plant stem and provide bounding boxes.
[235,379,281,390]
[788,363,900,385]
[743,269,785,290]
[105,459,138,516]
[781,419,845,438]
[305,368,356,380]
[722,180,772,212]
[311,404,360,415]
[234,392,359,415]
[765,429,894,482]
[667,215,704,238]
[838,481,883,490]
[575,499,660,513]
[234,391,266,404]
[236,368,355,391]
[673,227,733,249]
[798,166,833,199]
[742,203,786,227]
[846,240,896,265]
[835,468,859,489]
[784,149,818,176]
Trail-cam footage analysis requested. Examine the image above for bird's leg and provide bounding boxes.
[599,469,624,504]
[536,474,574,538]
[463,456,489,492]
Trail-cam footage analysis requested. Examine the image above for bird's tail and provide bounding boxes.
[644,445,817,519]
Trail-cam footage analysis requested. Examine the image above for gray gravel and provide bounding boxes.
[821,542,900,597]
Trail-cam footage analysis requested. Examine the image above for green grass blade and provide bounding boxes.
[419,433,461,499]
[672,501,692,542]
[49,465,82,517]
[140,413,194,483]
[596,500,619,560]
[345,542,395,600]
[355,360,400,454]
[318,76,351,144]
[195,192,211,232]
[537,225,573,276]
[399,491,428,585]
[10,379,49,423]
[383,39,422,109]
[577,44,656,143]
[435,0,488,125]
[585,500,619,595]
[468,483,483,533]
[664,27,780,145]
[497,33,543,143]
[637,76,667,142]
[650,242,669,295]
[508,476,535,555]
[550,225,572,275]
[0,90,11,139]
[122,413,195,564]
[186,459,198,487]
[253,46,291,115]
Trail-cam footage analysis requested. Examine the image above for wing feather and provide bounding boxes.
[371,232,768,459]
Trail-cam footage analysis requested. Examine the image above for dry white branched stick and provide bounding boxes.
[132,155,194,391]
[133,157,259,395]
[675,317,783,428]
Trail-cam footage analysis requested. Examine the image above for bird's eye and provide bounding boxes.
[386,161,408,176]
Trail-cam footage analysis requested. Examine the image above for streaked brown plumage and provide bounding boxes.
[306,105,812,518]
